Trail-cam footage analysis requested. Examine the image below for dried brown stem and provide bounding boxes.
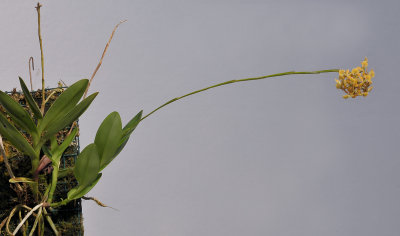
[68,20,126,133]
[83,20,127,98]
[36,2,46,114]
[29,57,34,91]
[0,216,8,233]
[6,205,19,235]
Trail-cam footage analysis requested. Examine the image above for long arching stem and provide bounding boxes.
[141,69,339,121]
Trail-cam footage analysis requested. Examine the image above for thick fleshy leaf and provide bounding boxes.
[39,79,88,133]
[69,143,102,200]
[95,112,123,171]
[0,90,38,136]
[0,114,36,157]
[19,77,42,119]
[122,110,142,137]
[67,173,102,200]
[41,92,98,142]
[74,143,100,187]
[113,136,130,160]
[111,110,143,159]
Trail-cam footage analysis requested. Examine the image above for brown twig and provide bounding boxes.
[83,20,127,98]
[82,196,118,211]
[0,216,8,233]
[68,20,126,134]
[6,205,19,235]
[29,57,34,91]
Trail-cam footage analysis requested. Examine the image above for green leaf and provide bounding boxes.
[67,173,102,200]
[41,145,53,159]
[53,128,78,157]
[0,114,36,157]
[114,136,130,160]
[0,90,38,137]
[74,143,100,187]
[41,92,98,142]
[58,167,74,179]
[50,136,58,151]
[95,112,123,171]
[69,143,102,200]
[45,128,78,164]
[19,77,42,119]
[9,177,36,184]
[39,79,88,133]
[122,110,142,137]
[112,110,143,159]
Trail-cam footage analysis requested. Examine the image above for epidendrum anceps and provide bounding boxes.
[0,3,374,236]
[0,58,375,236]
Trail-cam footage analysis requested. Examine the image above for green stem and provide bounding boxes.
[31,145,42,201]
[140,69,339,121]
[31,148,40,175]
[47,163,59,204]
[50,198,70,208]
[42,183,51,200]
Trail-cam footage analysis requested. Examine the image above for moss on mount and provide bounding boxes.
[0,87,84,236]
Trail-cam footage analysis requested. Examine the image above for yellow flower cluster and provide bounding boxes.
[335,57,374,99]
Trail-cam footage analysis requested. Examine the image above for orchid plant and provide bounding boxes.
[0,2,374,236]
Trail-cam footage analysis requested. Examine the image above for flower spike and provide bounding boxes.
[336,57,374,98]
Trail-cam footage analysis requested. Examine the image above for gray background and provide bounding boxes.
[1,1,399,235]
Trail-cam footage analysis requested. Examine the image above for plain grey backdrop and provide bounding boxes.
[1,1,399,235]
